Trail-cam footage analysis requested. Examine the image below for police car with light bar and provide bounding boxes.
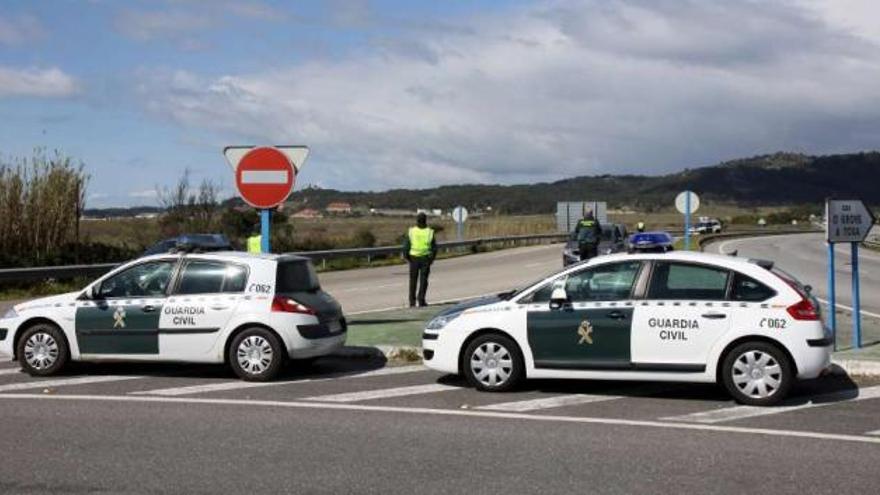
[0,252,346,381]
[629,231,674,252]
[422,251,831,406]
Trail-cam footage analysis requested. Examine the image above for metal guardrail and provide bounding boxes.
[0,233,568,284]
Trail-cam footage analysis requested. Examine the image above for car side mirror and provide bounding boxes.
[85,285,102,300]
[549,287,569,310]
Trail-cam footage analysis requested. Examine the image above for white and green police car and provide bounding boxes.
[422,251,831,406]
[0,252,346,381]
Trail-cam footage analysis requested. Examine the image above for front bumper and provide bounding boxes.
[421,328,463,374]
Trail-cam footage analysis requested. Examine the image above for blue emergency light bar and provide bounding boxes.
[629,231,674,250]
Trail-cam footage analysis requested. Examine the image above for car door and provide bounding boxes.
[526,260,644,370]
[75,259,178,356]
[159,259,247,359]
[630,261,732,369]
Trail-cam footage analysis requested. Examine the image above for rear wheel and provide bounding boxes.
[722,341,793,406]
[17,323,68,377]
[228,328,284,381]
[462,334,524,392]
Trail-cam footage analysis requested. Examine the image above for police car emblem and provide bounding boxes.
[577,320,593,345]
[113,307,126,328]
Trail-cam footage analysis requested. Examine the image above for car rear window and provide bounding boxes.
[730,272,776,302]
[276,260,321,292]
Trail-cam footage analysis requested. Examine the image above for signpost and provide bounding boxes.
[675,191,700,250]
[224,146,309,253]
[452,206,468,241]
[825,199,876,349]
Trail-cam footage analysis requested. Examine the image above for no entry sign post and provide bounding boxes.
[825,198,875,349]
[224,146,309,253]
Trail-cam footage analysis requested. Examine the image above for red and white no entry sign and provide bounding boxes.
[223,145,309,209]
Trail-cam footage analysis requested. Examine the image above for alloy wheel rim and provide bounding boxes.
[23,332,59,370]
[237,335,273,375]
[732,350,782,399]
[470,342,513,387]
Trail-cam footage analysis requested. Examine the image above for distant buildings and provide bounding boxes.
[325,202,353,215]
[292,208,323,219]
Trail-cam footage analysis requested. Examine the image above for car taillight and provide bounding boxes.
[271,296,316,315]
[787,299,819,321]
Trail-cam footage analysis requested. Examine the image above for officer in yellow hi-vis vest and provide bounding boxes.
[247,224,262,253]
[403,212,437,307]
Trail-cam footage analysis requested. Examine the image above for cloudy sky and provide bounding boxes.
[1,0,879,207]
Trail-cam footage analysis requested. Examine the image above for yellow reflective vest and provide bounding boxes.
[247,235,262,253]
[408,226,434,258]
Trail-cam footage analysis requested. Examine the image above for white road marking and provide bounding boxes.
[0,375,144,393]
[304,383,457,403]
[132,365,427,396]
[240,170,289,184]
[815,296,880,319]
[477,394,621,412]
[3,393,880,445]
[866,429,880,436]
[0,368,22,376]
[662,385,880,424]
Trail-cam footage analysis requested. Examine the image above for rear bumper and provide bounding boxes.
[794,338,832,380]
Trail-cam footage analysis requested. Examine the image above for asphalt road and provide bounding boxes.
[320,243,563,313]
[1,358,879,494]
[707,233,880,317]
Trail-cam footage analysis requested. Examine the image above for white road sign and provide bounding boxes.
[675,191,700,215]
[826,199,876,243]
[452,206,469,224]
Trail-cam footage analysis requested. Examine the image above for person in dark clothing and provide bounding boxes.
[402,213,438,307]
[574,210,602,261]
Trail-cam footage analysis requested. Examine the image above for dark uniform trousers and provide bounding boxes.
[409,257,432,306]
[579,242,598,261]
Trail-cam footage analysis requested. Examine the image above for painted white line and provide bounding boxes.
[815,296,880,319]
[133,365,427,396]
[304,383,457,403]
[477,394,621,412]
[0,368,22,376]
[663,385,880,424]
[866,429,880,436]
[0,375,144,393]
[240,170,288,184]
[2,393,880,445]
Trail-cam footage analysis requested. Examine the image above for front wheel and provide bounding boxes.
[462,334,524,392]
[17,323,69,376]
[228,328,285,381]
[721,342,793,406]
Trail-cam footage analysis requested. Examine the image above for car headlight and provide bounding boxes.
[426,311,463,330]
[2,307,18,319]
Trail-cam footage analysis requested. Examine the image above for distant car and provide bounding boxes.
[0,251,346,381]
[628,231,674,253]
[143,234,232,256]
[422,250,831,406]
[689,219,723,235]
[563,223,629,266]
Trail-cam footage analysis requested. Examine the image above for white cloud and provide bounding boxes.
[134,0,880,190]
[0,14,45,45]
[0,66,79,98]
[115,1,286,42]
[129,189,159,199]
[115,9,216,41]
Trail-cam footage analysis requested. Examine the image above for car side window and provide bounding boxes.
[175,261,248,295]
[98,260,176,298]
[730,272,776,302]
[648,262,730,300]
[530,261,642,303]
[565,261,642,301]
